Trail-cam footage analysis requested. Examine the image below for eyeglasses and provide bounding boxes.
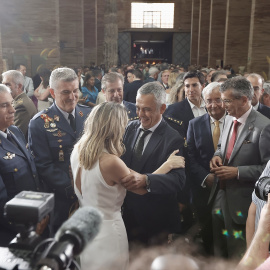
[221,97,241,105]
[205,99,222,105]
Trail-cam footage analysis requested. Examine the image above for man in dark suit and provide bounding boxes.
[102,72,137,120]
[247,73,270,119]
[28,68,91,233]
[0,84,40,246]
[93,69,102,92]
[210,77,270,258]
[187,82,226,254]
[164,70,206,136]
[123,69,144,104]
[121,82,186,245]
[143,66,159,84]
[2,70,37,139]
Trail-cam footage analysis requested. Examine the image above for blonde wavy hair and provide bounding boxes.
[168,80,185,104]
[76,102,128,170]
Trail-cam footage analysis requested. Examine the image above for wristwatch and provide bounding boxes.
[145,174,151,192]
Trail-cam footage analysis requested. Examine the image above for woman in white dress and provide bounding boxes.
[70,102,184,270]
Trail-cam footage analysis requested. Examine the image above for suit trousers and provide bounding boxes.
[212,190,246,258]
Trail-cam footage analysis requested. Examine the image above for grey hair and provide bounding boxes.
[220,76,254,100]
[247,73,264,85]
[49,67,78,90]
[0,84,11,94]
[149,67,159,77]
[202,82,221,100]
[2,70,24,85]
[137,82,166,107]
[101,72,124,91]
[263,83,270,95]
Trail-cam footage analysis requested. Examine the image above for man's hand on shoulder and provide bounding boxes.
[120,169,146,191]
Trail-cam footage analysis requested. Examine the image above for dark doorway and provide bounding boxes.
[131,31,173,64]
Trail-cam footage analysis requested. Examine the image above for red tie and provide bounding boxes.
[226,120,241,161]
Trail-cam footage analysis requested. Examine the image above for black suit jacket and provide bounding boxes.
[164,98,195,137]
[94,78,101,92]
[122,119,186,238]
[187,114,215,209]
[258,102,270,119]
[123,80,144,103]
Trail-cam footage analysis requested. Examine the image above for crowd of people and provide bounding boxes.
[1,61,270,269]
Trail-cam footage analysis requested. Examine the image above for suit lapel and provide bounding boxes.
[221,115,233,162]
[202,114,215,152]
[228,110,256,163]
[184,98,195,121]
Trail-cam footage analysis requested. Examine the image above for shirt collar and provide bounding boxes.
[55,102,76,120]
[139,118,162,132]
[187,98,206,109]
[253,102,259,111]
[0,130,7,139]
[210,113,226,124]
[233,105,252,124]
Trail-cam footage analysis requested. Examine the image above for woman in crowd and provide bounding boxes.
[70,102,185,270]
[81,73,99,107]
[34,68,52,111]
[167,80,185,104]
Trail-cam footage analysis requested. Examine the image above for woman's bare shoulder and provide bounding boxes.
[99,153,130,184]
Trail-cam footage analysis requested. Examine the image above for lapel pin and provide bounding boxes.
[3,152,15,160]
[79,111,84,117]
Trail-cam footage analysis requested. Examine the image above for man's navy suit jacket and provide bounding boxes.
[122,119,186,236]
[258,102,270,119]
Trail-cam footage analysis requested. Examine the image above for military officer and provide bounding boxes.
[28,68,91,233]
[2,70,37,139]
[0,84,40,246]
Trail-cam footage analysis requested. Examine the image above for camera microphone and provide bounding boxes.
[36,206,102,270]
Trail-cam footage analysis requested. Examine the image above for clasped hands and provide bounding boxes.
[209,156,238,181]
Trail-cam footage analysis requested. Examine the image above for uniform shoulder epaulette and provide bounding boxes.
[128,116,139,121]
[15,98,24,105]
[77,103,90,108]
[164,116,183,126]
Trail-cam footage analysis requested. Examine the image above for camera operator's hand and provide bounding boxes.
[237,194,270,270]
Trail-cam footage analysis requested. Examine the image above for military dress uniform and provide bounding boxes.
[14,92,37,139]
[28,103,91,232]
[0,125,40,246]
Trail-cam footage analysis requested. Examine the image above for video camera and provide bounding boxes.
[255,176,270,201]
[0,191,102,270]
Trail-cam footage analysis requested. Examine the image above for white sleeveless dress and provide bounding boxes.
[70,147,129,270]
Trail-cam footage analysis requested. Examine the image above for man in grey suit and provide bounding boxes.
[210,76,270,258]
[2,70,37,139]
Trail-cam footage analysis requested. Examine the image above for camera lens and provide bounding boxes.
[255,176,270,201]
